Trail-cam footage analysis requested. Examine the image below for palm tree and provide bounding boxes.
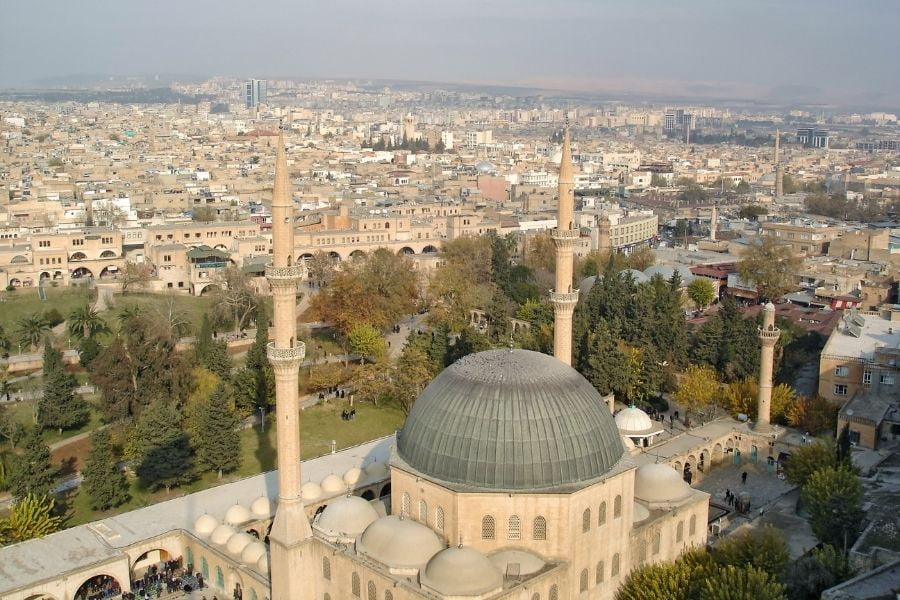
[0,324,11,356]
[67,305,106,340]
[16,313,50,352]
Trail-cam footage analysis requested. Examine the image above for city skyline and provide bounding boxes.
[2,0,900,108]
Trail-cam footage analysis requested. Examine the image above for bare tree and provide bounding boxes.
[120,262,151,294]
[215,266,259,333]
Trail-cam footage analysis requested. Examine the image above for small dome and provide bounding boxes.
[224,504,252,526]
[241,541,267,564]
[475,161,495,173]
[365,461,389,478]
[579,275,599,295]
[616,407,654,434]
[315,496,379,538]
[643,265,694,285]
[226,532,255,555]
[624,268,650,284]
[210,524,237,546]
[321,474,347,494]
[193,514,218,537]
[634,463,693,506]
[250,495,274,518]
[301,481,323,500]
[489,549,546,577]
[343,467,363,486]
[256,554,269,575]
[421,547,503,597]
[632,501,651,524]
[358,516,444,571]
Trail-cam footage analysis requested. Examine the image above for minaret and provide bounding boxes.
[774,129,784,199]
[267,128,313,600]
[709,204,718,241]
[550,122,579,365]
[598,214,611,253]
[754,302,780,433]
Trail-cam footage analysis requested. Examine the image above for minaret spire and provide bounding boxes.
[550,120,579,365]
[267,126,313,600]
[754,302,779,433]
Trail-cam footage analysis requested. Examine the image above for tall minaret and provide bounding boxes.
[774,129,784,199]
[550,121,579,365]
[754,302,780,433]
[267,128,313,600]
[709,204,718,241]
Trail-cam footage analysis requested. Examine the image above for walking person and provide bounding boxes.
[741,471,748,484]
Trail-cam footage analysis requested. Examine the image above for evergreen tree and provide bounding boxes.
[8,428,57,501]
[697,565,786,600]
[0,493,61,544]
[802,465,864,549]
[447,327,493,364]
[193,384,240,478]
[427,322,451,373]
[78,336,101,369]
[245,304,273,407]
[711,526,789,582]
[82,429,130,511]
[489,232,511,294]
[38,343,88,433]
[133,400,195,492]
[581,320,628,397]
[195,314,232,379]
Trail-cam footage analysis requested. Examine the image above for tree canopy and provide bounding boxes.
[82,429,130,511]
[737,237,801,302]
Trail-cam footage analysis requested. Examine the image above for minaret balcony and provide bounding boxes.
[550,229,580,240]
[267,341,306,366]
[550,290,580,305]
[266,264,305,287]
[758,328,781,342]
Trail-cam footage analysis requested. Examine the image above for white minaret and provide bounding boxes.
[550,122,579,365]
[267,128,313,600]
[754,302,779,433]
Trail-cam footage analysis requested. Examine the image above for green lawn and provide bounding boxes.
[0,286,94,348]
[62,401,404,527]
[106,292,215,336]
[1,394,104,449]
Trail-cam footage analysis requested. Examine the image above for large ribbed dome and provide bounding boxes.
[397,349,625,491]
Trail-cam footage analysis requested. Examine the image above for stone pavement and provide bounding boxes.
[696,461,793,511]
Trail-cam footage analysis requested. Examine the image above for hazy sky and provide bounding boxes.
[3,0,899,106]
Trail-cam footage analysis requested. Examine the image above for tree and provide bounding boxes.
[16,313,50,351]
[192,205,217,222]
[616,560,695,600]
[307,362,345,394]
[310,249,419,335]
[0,324,11,357]
[119,262,151,294]
[8,428,57,501]
[696,565,786,600]
[195,314,232,379]
[734,180,751,194]
[674,365,719,420]
[67,305,106,340]
[737,237,801,302]
[627,246,656,271]
[82,429,130,511]
[349,361,393,406]
[392,345,434,414]
[307,250,337,284]
[193,384,240,479]
[689,297,760,381]
[427,236,494,332]
[244,304,274,408]
[348,323,387,362]
[0,402,23,448]
[38,343,88,433]
[711,526,789,582]
[132,400,195,492]
[0,493,61,544]
[783,544,855,600]
[787,395,839,434]
[738,205,768,220]
[213,266,259,333]
[783,440,849,487]
[581,320,628,397]
[78,336,101,368]
[722,378,797,424]
[447,327,494,364]
[802,465,864,549]
[687,278,716,310]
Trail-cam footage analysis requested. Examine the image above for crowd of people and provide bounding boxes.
[127,558,199,599]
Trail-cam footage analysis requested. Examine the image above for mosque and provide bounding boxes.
[0,126,783,600]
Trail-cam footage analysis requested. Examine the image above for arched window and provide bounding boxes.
[598,501,607,526]
[533,516,547,541]
[582,508,591,532]
[508,515,521,540]
[614,495,622,518]
[676,521,684,543]
[482,515,495,540]
[400,492,410,517]
[216,566,224,588]
[436,506,445,532]
[549,584,559,600]
[352,573,361,597]
[611,554,620,577]
[385,592,393,600]
[367,581,376,600]
[689,514,697,537]
[652,530,661,555]
[185,547,194,570]
[596,560,604,584]
[418,499,428,524]
[200,557,209,580]
[638,540,648,564]
[580,568,589,592]
[323,557,331,580]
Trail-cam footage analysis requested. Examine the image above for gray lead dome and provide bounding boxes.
[397,349,625,491]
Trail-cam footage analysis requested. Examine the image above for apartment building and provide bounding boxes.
[760,221,841,256]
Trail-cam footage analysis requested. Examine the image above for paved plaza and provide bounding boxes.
[696,461,793,511]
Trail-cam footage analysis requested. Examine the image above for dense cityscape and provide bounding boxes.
[2,3,900,600]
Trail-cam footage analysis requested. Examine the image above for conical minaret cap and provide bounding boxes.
[558,124,573,184]
[273,129,292,208]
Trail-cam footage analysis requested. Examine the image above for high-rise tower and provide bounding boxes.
[266,129,313,600]
[754,302,780,433]
[550,122,579,365]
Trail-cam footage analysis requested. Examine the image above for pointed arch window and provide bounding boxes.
[352,573,360,597]
[611,554,620,577]
[598,501,607,525]
[400,492,410,517]
[481,515,495,540]
[435,506,445,532]
[596,560,604,584]
[582,508,591,532]
[418,499,428,524]
[508,515,521,540]
[614,495,622,518]
[533,516,547,540]
[580,569,589,592]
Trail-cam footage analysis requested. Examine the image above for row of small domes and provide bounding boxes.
[301,461,389,501]
[193,515,269,575]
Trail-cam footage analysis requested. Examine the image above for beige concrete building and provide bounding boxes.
[760,221,841,256]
